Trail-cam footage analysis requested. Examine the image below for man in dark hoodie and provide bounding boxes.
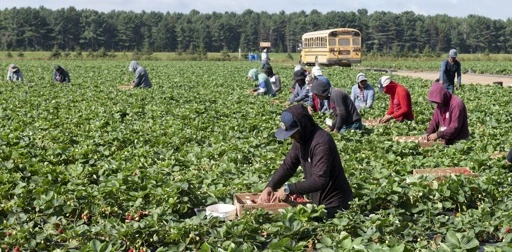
[310,78,362,133]
[128,61,152,88]
[53,65,70,83]
[258,104,353,218]
[423,82,469,145]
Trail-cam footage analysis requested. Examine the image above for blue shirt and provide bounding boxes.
[350,83,375,111]
[439,59,461,86]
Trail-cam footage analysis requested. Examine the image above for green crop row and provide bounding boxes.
[0,60,511,251]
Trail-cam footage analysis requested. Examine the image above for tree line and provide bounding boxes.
[1,6,511,55]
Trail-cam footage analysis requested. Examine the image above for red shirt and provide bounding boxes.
[384,82,414,121]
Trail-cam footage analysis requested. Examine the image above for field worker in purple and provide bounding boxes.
[423,82,469,145]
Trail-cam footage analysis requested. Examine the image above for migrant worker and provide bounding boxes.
[263,63,281,93]
[439,49,462,94]
[258,104,354,219]
[291,64,309,93]
[261,48,269,68]
[311,78,362,133]
[7,64,23,82]
[284,70,310,106]
[128,61,152,88]
[350,73,375,111]
[377,76,414,123]
[423,82,469,145]
[307,66,331,114]
[247,68,275,96]
[53,65,71,83]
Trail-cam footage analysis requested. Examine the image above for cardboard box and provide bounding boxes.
[393,135,444,148]
[362,119,380,126]
[490,152,507,159]
[259,42,271,48]
[233,193,309,217]
[412,167,475,178]
[118,85,132,90]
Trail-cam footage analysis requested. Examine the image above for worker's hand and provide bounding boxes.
[379,115,393,124]
[332,129,339,134]
[420,134,428,141]
[258,187,274,203]
[427,133,438,142]
[271,187,289,203]
[307,106,314,115]
[324,127,332,132]
[284,101,291,107]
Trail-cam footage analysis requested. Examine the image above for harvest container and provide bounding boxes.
[362,119,380,126]
[393,135,444,148]
[233,193,309,218]
[412,167,475,179]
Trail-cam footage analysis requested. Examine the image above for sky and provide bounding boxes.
[0,0,510,20]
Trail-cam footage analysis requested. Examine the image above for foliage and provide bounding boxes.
[0,60,511,251]
[0,7,511,54]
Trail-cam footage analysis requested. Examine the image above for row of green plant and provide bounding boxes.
[0,61,511,251]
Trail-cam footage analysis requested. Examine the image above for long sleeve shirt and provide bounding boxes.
[255,73,274,96]
[266,125,353,208]
[350,83,375,110]
[7,70,23,82]
[426,83,469,145]
[133,66,152,88]
[329,88,361,131]
[289,83,309,103]
[384,83,414,121]
[53,70,70,83]
[439,59,461,86]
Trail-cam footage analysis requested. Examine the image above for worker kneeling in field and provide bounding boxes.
[422,82,469,145]
[262,63,281,94]
[258,104,353,219]
[284,70,310,106]
[311,78,363,133]
[247,68,275,96]
[350,73,375,111]
[307,66,331,114]
[377,76,414,124]
[53,65,71,83]
[128,61,152,88]
[7,64,24,82]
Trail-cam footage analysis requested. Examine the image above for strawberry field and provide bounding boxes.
[1,60,511,251]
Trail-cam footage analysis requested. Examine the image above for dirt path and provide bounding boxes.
[393,70,512,87]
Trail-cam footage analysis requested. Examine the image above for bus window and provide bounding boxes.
[352,38,361,46]
[329,38,336,46]
[338,38,350,46]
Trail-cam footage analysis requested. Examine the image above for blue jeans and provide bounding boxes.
[443,84,454,94]
[340,120,363,133]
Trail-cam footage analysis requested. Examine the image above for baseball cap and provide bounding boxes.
[292,70,306,80]
[356,73,367,83]
[449,49,457,58]
[311,78,330,97]
[312,66,322,76]
[275,111,300,140]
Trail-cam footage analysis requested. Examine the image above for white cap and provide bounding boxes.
[356,73,367,83]
[378,76,391,87]
[294,64,304,72]
[312,66,322,76]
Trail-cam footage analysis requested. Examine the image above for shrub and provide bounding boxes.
[17,51,24,58]
[49,45,62,59]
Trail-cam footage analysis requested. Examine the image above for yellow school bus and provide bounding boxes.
[300,28,362,66]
